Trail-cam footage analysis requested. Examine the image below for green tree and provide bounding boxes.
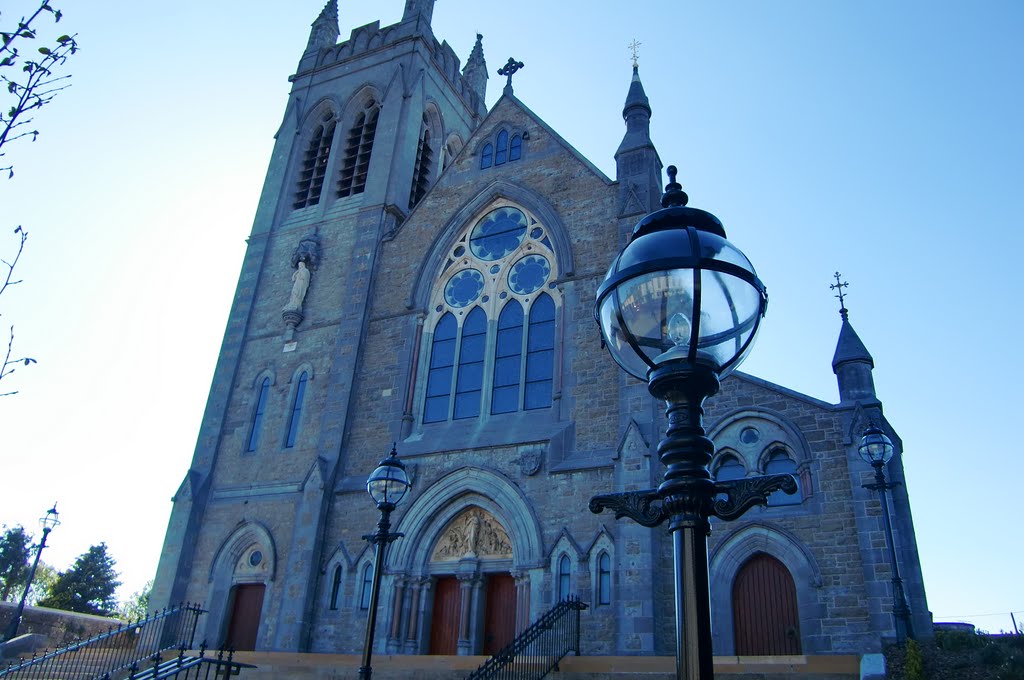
[0,1,78,396]
[0,525,31,601]
[25,560,55,605]
[38,543,121,615]
[118,579,152,621]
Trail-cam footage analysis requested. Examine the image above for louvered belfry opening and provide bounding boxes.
[409,113,434,209]
[294,111,336,209]
[337,102,379,198]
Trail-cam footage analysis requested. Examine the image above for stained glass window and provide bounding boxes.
[424,314,456,423]
[284,371,308,448]
[470,207,527,261]
[480,143,493,169]
[492,301,524,414]
[454,309,486,419]
[247,378,270,452]
[495,130,508,165]
[766,450,801,506]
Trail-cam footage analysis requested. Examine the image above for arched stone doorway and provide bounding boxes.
[732,553,801,655]
[426,507,516,655]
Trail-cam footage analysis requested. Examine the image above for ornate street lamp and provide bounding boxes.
[3,505,59,642]
[858,424,914,643]
[359,446,411,680]
[590,167,797,679]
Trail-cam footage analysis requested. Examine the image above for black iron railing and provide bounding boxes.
[120,644,253,680]
[466,596,587,680]
[0,602,205,679]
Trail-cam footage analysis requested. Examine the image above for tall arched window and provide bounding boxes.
[480,143,494,169]
[284,371,308,448]
[765,450,802,506]
[421,204,560,423]
[597,552,611,605]
[557,555,571,601]
[509,134,522,161]
[494,129,509,165]
[247,378,270,452]
[409,113,435,208]
[337,100,379,198]
[294,110,337,209]
[329,565,343,610]
[359,563,373,610]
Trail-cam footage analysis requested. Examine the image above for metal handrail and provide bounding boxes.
[467,596,587,680]
[0,602,205,679]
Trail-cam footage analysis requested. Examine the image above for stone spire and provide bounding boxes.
[830,273,877,404]
[402,0,436,24]
[461,34,488,117]
[615,64,662,216]
[305,0,339,54]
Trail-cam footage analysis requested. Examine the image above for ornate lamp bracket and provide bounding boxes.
[711,473,798,521]
[589,489,667,528]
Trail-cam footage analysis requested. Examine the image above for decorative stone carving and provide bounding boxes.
[515,446,543,476]
[431,507,512,561]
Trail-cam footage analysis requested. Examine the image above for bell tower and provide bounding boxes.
[151,1,487,652]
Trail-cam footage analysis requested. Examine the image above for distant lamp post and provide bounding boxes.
[3,505,60,642]
[359,446,411,680]
[590,167,797,679]
[858,424,914,643]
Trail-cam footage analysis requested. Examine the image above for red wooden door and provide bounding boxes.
[224,583,265,651]
[429,577,461,655]
[732,553,801,655]
[483,573,517,656]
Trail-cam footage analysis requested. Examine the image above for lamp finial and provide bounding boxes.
[661,165,689,208]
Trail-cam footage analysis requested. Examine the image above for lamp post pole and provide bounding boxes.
[589,168,797,680]
[358,446,411,680]
[859,425,913,643]
[3,505,59,643]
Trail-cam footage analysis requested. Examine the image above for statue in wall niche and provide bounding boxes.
[283,261,311,313]
[282,232,322,340]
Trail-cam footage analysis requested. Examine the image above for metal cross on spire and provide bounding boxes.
[629,39,642,68]
[830,271,850,319]
[498,57,524,94]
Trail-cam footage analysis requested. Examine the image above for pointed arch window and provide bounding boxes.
[337,101,379,198]
[329,565,343,610]
[294,110,337,209]
[246,378,270,452]
[714,455,746,482]
[284,371,308,448]
[409,113,435,209]
[359,563,373,609]
[494,130,509,165]
[557,555,571,601]
[765,450,802,506]
[597,552,611,605]
[509,134,522,161]
[421,204,560,424]
[480,143,494,169]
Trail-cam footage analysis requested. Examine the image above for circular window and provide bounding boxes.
[508,254,551,295]
[444,269,484,307]
[739,427,760,445]
[249,550,263,567]
[470,207,527,261]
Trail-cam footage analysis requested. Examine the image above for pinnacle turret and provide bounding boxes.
[462,33,488,116]
[615,64,661,216]
[830,273,877,404]
[305,0,339,54]
[402,0,436,25]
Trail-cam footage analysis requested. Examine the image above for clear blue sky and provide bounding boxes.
[2,0,1021,632]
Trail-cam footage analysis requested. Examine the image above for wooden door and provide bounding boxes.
[224,583,265,651]
[429,577,461,655]
[732,553,801,655]
[483,573,517,656]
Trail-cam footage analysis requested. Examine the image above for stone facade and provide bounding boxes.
[151,0,930,660]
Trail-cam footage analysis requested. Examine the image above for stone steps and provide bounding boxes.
[228,652,865,680]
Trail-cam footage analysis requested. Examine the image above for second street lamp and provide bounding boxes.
[358,445,412,680]
[859,424,914,644]
[590,167,797,680]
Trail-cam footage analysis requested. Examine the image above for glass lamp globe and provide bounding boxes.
[366,446,411,508]
[858,425,894,465]
[40,505,60,531]
[596,167,767,381]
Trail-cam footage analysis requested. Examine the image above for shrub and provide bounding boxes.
[905,639,925,680]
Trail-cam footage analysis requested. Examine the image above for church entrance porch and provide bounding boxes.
[426,571,517,656]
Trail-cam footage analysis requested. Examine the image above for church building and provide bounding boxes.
[151,0,931,659]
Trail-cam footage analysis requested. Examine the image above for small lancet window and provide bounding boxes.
[597,552,611,605]
[558,555,571,601]
[492,300,524,415]
[409,113,435,209]
[338,102,379,198]
[329,565,343,610]
[509,134,522,161]
[525,294,555,410]
[494,130,509,165]
[294,111,337,209]
[247,378,270,452]
[359,563,373,609]
[454,308,486,420]
[480,143,494,169]
[766,450,801,506]
[284,371,308,448]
